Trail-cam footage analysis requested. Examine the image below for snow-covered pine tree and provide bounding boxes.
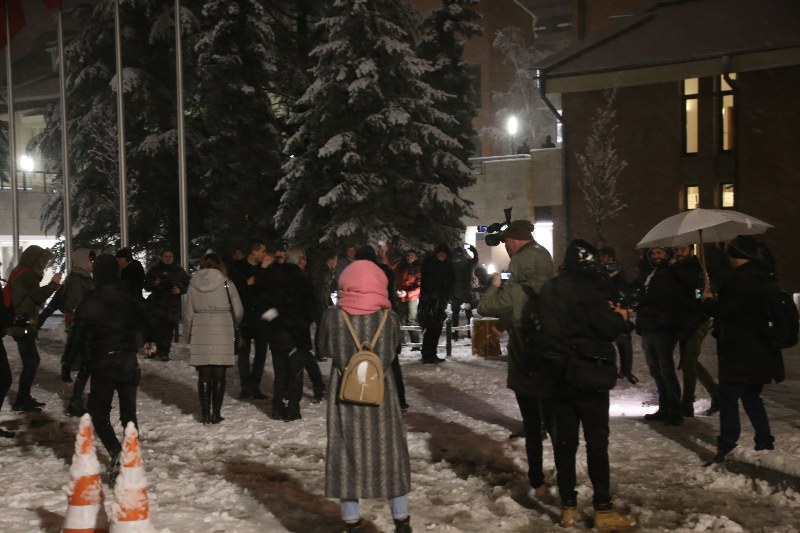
[416,0,481,162]
[576,89,628,243]
[277,0,475,252]
[181,0,285,252]
[33,1,183,253]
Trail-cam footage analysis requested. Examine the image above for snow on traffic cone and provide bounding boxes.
[110,423,154,532]
[64,413,109,533]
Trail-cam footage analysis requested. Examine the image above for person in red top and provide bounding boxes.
[394,250,421,349]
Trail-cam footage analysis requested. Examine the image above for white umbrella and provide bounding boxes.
[636,208,772,249]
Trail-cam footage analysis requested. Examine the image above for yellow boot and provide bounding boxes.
[559,506,577,528]
[594,508,637,533]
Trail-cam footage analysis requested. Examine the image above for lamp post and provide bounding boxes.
[506,115,519,155]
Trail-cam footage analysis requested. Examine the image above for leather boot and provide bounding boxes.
[393,516,412,533]
[560,506,578,528]
[211,375,226,424]
[594,507,637,533]
[198,380,212,424]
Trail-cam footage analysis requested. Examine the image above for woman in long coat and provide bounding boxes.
[183,253,243,424]
[317,260,411,533]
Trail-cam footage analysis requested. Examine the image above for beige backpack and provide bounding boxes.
[338,308,390,406]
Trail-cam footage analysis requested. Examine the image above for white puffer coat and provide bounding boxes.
[183,268,243,366]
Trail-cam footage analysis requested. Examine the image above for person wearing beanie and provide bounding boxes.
[701,235,780,464]
[635,244,691,426]
[538,239,636,531]
[317,260,411,533]
[478,220,556,506]
[58,248,97,417]
[63,253,156,481]
[6,245,63,412]
[417,243,455,364]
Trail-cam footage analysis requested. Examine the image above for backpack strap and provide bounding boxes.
[340,308,390,351]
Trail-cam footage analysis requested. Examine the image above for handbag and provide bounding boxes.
[223,281,242,353]
[565,339,618,392]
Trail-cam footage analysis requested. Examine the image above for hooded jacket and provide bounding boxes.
[183,267,244,367]
[63,248,95,315]
[5,245,60,336]
[477,240,555,397]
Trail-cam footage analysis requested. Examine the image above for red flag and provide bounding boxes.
[42,0,62,8]
[0,0,25,49]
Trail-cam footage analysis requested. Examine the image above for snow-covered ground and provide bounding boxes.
[1,321,799,532]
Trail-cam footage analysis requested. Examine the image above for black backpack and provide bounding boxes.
[762,274,799,350]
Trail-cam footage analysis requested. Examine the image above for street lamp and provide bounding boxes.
[506,115,519,154]
[19,154,34,172]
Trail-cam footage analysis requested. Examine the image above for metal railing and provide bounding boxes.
[0,171,57,193]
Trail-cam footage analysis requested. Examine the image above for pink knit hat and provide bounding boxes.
[337,260,390,315]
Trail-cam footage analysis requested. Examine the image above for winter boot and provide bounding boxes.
[681,398,695,418]
[594,507,637,533]
[284,402,302,422]
[560,506,578,528]
[198,380,212,424]
[271,401,287,421]
[67,397,87,417]
[211,376,226,424]
[311,384,325,404]
[704,396,720,416]
[108,452,121,486]
[393,516,412,533]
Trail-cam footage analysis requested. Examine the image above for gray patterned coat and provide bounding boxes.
[319,306,411,499]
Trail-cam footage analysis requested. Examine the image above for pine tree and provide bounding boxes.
[34,1,182,253]
[416,0,481,161]
[182,0,285,252]
[277,0,475,251]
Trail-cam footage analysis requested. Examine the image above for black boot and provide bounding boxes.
[198,379,212,424]
[311,384,325,404]
[67,397,87,417]
[343,520,363,532]
[704,396,720,416]
[211,375,226,424]
[394,516,412,533]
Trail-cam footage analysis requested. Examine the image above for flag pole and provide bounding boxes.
[4,0,19,266]
[175,0,188,272]
[57,5,71,269]
[113,0,128,247]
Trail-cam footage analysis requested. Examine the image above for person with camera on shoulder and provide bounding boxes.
[539,240,637,531]
[477,220,557,504]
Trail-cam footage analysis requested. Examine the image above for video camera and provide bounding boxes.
[484,207,513,247]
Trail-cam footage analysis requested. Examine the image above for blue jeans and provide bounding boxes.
[717,382,773,455]
[341,495,408,522]
[641,331,681,417]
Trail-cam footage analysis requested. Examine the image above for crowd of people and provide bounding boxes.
[0,225,787,532]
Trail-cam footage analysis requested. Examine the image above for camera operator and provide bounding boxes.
[598,247,637,385]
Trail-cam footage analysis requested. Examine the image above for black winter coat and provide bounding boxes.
[635,263,690,335]
[64,280,154,364]
[229,258,270,327]
[260,263,316,352]
[144,261,190,322]
[120,260,145,300]
[703,260,784,385]
[418,251,455,329]
[539,268,627,393]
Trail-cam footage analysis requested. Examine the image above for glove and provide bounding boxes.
[261,308,279,322]
[60,365,72,383]
[622,372,639,385]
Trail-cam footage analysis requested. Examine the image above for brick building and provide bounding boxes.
[535,0,800,291]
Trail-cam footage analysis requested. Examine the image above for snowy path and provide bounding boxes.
[1,328,799,532]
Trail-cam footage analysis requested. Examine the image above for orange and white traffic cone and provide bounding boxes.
[110,422,154,532]
[64,413,109,533]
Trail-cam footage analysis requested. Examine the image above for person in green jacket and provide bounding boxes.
[477,220,556,502]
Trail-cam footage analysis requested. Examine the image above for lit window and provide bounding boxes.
[683,79,698,154]
[685,185,700,210]
[721,182,735,208]
[719,74,736,151]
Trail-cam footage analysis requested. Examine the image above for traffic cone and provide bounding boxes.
[63,413,109,533]
[110,422,154,532]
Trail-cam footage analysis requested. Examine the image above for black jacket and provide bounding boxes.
[539,268,627,390]
[703,260,784,385]
[635,263,690,335]
[228,258,271,327]
[260,263,316,352]
[144,261,190,321]
[418,245,455,328]
[120,260,145,300]
[64,280,154,363]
